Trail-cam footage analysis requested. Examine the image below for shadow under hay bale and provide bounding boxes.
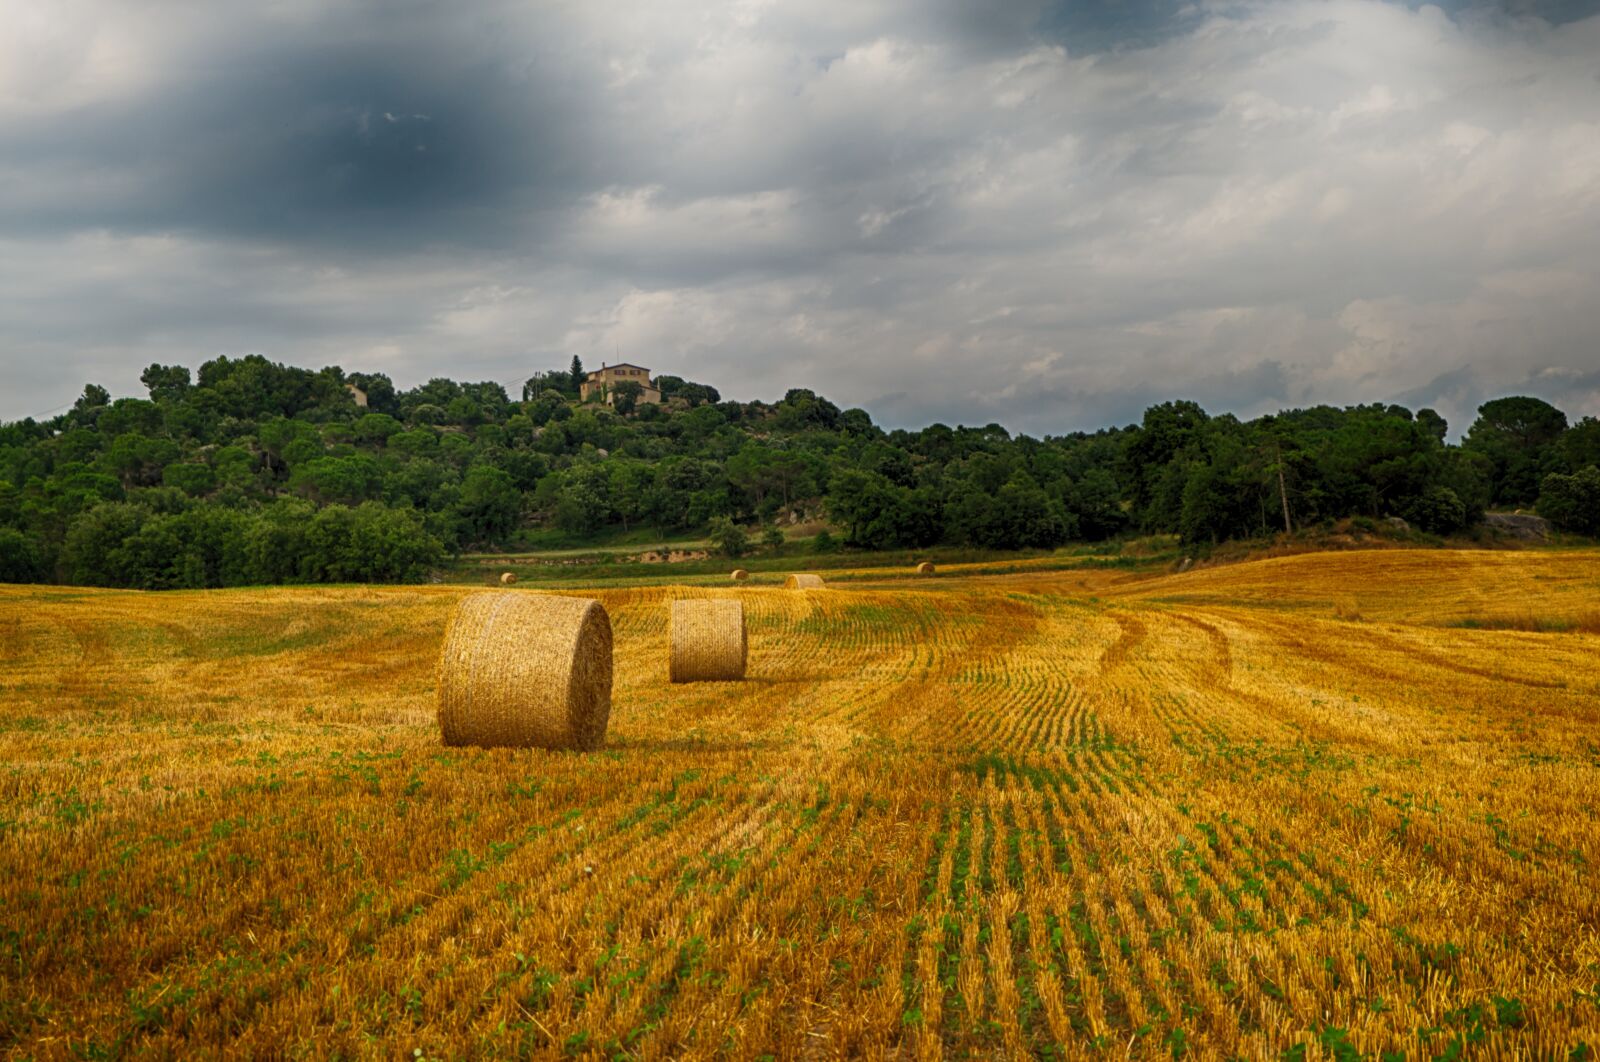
[915,562,935,575]
[730,569,749,581]
[437,592,612,750]
[785,574,825,590]
[670,599,747,682]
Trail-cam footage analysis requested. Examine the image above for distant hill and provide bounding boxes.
[1,354,1596,587]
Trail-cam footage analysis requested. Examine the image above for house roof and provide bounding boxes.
[586,363,651,376]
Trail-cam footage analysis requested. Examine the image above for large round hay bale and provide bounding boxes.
[500,571,517,585]
[785,573,825,590]
[669,599,747,682]
[437,593,612,750]
[915,562,935,575]
[730,569,749,581]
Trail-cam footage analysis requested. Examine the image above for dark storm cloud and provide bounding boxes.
[1038,0,1203,52]
[2,0,1599,432]
[1420,0,1600,22]
[1,3,597,249]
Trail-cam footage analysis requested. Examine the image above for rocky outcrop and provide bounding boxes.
[1483,512,1551,541]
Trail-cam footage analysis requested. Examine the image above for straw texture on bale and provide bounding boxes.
[669,599,747,682]
[785,573,825,589]
[916,562,935,575]
[730,569,749,581]
[500,571,517,585]
[437,593,612,750]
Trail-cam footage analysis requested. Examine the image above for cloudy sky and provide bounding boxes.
[2,0,1598,436]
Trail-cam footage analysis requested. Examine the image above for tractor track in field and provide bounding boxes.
[52,621,110,698]
[1097,610,1147,675]
[1358,627,1573,690]
[154,620,202,659]
[1237,609,1570,694]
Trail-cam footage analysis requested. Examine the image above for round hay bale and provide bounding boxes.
[915,561,935,575]
[730,568,749,582]
[669,599,747,682]
[784,573,825,590]
[437,593,612,750]
[500,571,517,585]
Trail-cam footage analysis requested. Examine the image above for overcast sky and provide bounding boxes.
[2,0,1598,436]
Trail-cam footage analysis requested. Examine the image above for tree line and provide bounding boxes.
[1,353,1597,587]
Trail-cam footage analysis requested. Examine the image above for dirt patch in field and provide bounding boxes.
[0,617,24,663]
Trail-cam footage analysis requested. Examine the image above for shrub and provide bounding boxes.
[64,503,148,586]
[354,413,404,445]
[708,516,748,558]
[120,508,252,588]
[304,504,443,583]
[612,381,643,415]
[460,466,522,543]
[245,501,317,583]
[162,462,217,497]
[1403,486,1469,535]
[1537,466,1600,535]
[0,528,45,583]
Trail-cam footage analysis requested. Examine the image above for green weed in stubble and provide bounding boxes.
[126,982,196,1036]
[50,790,98,828]
[504,775,541,799]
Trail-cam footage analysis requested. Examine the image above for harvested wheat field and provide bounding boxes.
[2,550,1598,1058]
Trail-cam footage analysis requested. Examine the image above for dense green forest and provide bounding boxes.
[1,354,1597,587]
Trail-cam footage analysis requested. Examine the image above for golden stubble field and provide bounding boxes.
[2,550,1598,1059]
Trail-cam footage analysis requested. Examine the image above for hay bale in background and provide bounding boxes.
[669,599,747,682]
[730,569,749,581]
[916,562,935,575]
[500,571,517,585]
[437,593,612,750]
[785,574,825,590]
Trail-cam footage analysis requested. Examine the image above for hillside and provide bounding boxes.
[3,355,1599,589]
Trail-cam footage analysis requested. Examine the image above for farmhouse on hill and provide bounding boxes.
[580,362,663,406]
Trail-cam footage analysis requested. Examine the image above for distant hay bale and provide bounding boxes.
[785,574,825,590]
[437,593,612,750]
[730,569,749,581]
[669,599,747,682]
[500,571,517,585]
[916,562,935,575]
